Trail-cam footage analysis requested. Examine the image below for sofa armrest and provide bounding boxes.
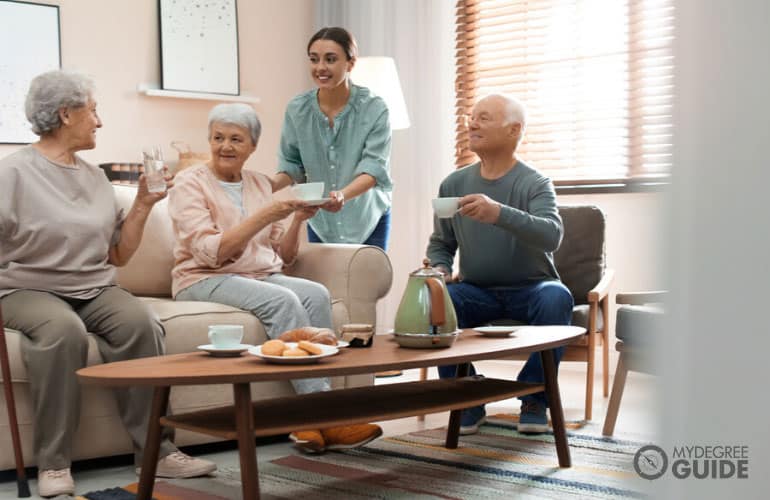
[286,243,393,327]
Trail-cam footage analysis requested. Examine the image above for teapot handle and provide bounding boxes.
[425,278,446,327]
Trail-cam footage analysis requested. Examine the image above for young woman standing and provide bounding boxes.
[272,27,393,250]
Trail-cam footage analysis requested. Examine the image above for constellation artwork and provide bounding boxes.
[0,1,61,144]
[159,0,239,95]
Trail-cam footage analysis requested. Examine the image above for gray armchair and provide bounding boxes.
[419,205,613,421]
[602,291,665,436]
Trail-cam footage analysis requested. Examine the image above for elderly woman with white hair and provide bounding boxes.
[0,70,216,497]
[169,103,382,454]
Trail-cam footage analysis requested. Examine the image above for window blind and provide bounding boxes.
[455,0,674,184]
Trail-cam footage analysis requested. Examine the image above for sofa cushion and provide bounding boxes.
[616,304,663,345]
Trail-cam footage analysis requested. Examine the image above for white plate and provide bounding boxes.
[474,326,525,337]
[335,340,349,348]
[197,344,252,357]
[302,198,332,206]
[249,342,338,364]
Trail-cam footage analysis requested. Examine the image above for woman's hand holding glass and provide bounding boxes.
[135,168,174,207]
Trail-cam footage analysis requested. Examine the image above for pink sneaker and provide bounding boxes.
[38,468,74,497]
[136,451,217,478]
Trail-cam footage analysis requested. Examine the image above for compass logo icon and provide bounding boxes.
[634,445,668,480]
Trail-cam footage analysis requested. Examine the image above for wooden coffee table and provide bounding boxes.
[77,325,584,500]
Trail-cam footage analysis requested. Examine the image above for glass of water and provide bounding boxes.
[141,145,166,193]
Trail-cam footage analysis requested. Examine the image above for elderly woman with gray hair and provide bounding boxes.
[0,70,216,498]
[169,103,382,454]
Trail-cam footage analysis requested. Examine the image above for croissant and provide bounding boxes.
[279,326,338,346]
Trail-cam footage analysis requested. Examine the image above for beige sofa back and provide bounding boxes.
[113,185,175,296]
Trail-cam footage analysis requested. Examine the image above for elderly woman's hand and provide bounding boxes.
[263,199,309,223]
[135,170,175,207]
[293,205,320,222]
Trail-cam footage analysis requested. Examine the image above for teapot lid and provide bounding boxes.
[410,258,443,277]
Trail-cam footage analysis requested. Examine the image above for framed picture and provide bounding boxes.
[159,0,240,95]
[0,0,61,144]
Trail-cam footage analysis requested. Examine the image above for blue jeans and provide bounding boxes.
[307,210,391,250]
[438,280,574,407]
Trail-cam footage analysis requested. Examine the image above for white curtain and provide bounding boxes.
[315,0,456,330]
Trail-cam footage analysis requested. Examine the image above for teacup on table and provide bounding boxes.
[208,324,244,349]
[291,182,325,201]
[432,197,461,218]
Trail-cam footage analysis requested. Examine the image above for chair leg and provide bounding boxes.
[602,352,629,436]
[0,311,31,497]
[584,344,595,421]
[602,296,610,397]
[417,367,429,421]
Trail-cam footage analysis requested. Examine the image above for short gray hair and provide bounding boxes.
[25,70,95,136]
[207,103,261,145]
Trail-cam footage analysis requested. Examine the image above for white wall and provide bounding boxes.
[0,0,314,174]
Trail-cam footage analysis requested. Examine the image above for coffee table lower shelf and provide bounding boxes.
[161,377,543,439]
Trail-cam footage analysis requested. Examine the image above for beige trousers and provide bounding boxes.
[0,287,176,469]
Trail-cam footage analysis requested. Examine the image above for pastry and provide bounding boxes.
[298,340,323,355]
[282,347,309,357]
[261,339,286,356]
[280,326,337,345]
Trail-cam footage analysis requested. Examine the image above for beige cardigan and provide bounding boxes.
[168,164,286,297]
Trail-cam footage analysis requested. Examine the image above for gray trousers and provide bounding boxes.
[0,287,176,469]
[177,273,332,394]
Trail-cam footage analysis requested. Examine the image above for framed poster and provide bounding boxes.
[159,0,240,95]
[0,0,61,144]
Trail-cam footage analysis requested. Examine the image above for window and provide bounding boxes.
[455,0,674,186]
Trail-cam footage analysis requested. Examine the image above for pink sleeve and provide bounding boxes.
[168,174,223,268]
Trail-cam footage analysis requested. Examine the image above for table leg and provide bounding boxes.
[542,349,571,468]
[137,386,169,500]
[445,362,471,449]
[233,383,259,499]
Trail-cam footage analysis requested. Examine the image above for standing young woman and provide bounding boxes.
[272,27,393,250]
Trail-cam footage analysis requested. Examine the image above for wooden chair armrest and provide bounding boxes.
[616,291,667,305]
[587,268,615,303]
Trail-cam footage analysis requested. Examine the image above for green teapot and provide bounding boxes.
[394,258,458,335]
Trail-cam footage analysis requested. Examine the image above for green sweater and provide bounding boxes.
[426,160,562,288]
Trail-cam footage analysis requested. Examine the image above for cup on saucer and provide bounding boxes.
[208,324,244,349]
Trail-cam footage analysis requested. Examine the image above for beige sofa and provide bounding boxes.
[0,184,393,471]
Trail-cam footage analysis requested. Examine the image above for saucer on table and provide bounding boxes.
[197,344,252,357]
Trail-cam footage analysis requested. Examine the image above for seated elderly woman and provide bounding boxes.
[169,103,382,453]
[0,70,216,498]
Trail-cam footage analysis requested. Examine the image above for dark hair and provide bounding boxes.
[307,27,358,61]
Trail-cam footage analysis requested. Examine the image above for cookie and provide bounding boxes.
[298,340,323,355]
[261,339,286,356]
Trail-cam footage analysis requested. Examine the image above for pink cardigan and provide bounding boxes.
[168,164,286,297]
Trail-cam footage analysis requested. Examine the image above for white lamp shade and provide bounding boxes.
[352,57,410,130]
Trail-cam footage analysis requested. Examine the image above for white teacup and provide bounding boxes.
[432,197,461,218]
[291,182,325,201]
[208,324,244,348]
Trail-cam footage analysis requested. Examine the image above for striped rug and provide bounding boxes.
[226,418,649,499]
[92,418,652,499]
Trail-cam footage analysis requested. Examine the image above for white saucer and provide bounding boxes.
[301,198,332,206]
[249,342,338,364]
[474,326,526,337]
[197,344,252,357]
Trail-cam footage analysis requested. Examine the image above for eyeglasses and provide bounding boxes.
[461,114,493,129]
